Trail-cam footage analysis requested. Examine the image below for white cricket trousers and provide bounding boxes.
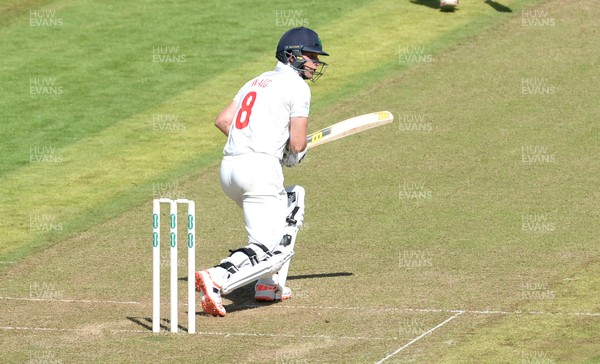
[220,153,287,251]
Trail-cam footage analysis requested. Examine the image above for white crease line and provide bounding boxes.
[258,304,600,317]
[375,311,465,364]
[199,331,394,341]
[0,296,140,305]
[2,297,599,317]
[0,326,146,334]
[0,326,394,340]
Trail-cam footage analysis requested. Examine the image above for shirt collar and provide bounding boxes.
[275,61,300,76]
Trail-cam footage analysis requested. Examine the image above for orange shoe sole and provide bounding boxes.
[195,271,202,293]
[196,272,226,317]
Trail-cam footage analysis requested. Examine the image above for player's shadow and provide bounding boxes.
[127,316,192,333]
[410,0,440,10]
[484,0,512,12]
[411,0,512,12]
[223,271,354,314]
[410,0,460,12]
[128,272,354,332]
[287,272,354,280]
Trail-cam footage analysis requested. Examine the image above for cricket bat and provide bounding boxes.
[306,111,394,149]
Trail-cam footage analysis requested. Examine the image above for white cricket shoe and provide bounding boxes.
[195,270,226,317]
[440,0,458,10]
[255,283,292,302]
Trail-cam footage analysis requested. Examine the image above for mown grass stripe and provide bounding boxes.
[1,0,381,260]
[1,0,533,264]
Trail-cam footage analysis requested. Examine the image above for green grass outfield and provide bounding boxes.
[1,0,599,362]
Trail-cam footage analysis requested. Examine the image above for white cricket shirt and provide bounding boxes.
[223,62,311,160]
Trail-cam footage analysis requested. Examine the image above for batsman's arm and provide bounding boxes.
[288,116,308,153]
[282,116,309,167]
[214,101,238,137]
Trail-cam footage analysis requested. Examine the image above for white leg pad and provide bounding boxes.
[222,185,305,295]
[268,185,305,289]
[221,250,294,295]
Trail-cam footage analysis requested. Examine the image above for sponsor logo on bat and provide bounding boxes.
[307,127,331,143]
[377,111,391,121]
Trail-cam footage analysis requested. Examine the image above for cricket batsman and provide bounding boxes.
[195,27,329,317]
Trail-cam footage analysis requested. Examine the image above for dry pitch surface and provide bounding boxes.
[1,0,599,362]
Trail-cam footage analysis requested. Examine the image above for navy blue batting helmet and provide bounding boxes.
[276,27,329,81]
[276,27,329,59]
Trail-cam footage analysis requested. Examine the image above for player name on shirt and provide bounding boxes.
[251,78,272,88]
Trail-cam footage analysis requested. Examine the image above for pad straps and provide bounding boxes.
[216,261,238,275]
[225,242,272,269]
